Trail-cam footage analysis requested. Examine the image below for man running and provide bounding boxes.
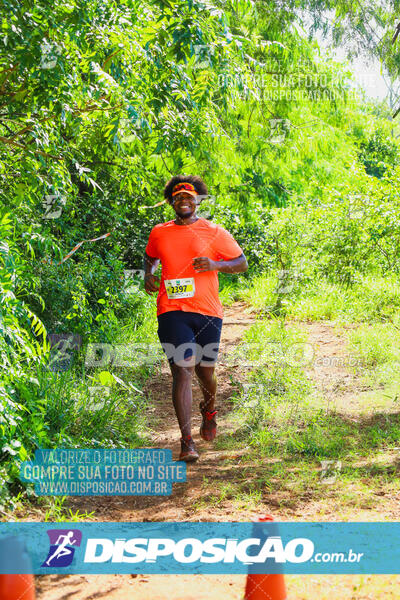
[144,175,248,462]
[45,531,77,566]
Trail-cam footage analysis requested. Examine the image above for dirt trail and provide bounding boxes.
[65,302,255,523]
[37,303,253,599]
[36,304,400,599]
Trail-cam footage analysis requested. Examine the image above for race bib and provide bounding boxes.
[164,277,195,299]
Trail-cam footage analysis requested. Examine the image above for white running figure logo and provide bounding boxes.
[45,531,77,566]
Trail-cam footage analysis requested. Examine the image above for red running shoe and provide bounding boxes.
[199,404,218,441]
[179,435,199,462]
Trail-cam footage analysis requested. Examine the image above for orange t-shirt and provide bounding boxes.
[145,217,243,318]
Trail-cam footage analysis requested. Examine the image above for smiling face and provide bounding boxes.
[172,191,198,219]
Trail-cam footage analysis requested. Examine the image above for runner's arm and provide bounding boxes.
[193,253,248,274]
[143,252,161,294]
[216,253,248,273]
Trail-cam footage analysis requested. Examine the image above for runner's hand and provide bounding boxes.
[144,273,160,294]
[192,257,218,272]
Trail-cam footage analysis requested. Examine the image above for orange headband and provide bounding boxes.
[171,182,197,197]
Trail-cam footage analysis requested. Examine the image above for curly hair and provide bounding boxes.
[163,174,208,204]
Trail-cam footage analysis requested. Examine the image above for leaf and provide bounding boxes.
[98,371,114,386]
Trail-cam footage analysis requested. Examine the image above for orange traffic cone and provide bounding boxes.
[0,536,35,600]
[244,514,287,600]
[0,574,35,599]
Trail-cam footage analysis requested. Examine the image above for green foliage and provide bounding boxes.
[1,0,400,511]
[358,129,399,178]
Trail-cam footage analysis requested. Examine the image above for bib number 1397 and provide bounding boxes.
[164,277,195,299]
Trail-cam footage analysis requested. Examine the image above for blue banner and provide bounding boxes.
[0,522,398,574]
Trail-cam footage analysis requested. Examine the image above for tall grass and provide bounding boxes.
[221,318,400,460]
[0,287,160,512]
[213,315,400,512]
[237,273,400,322]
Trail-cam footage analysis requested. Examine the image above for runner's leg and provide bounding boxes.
[157,311,197,439]
[193,314,222,413]
[170,362,195,438]
[195,364,217,413]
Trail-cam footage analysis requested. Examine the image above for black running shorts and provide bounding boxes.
[157,310,223,366]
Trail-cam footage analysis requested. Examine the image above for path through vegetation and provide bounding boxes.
[36,303,400,599]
